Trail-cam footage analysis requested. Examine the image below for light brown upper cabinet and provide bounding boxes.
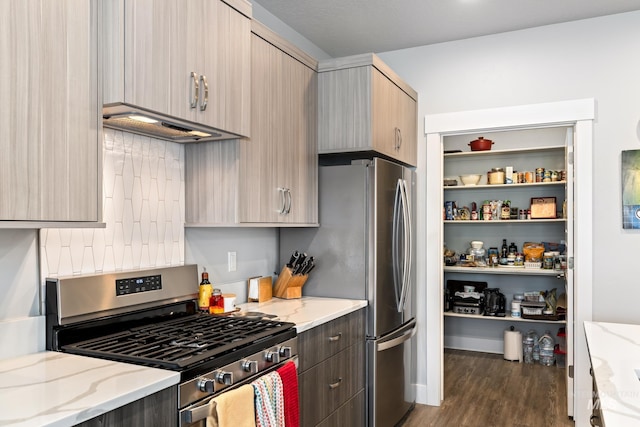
[0,0,101,223]
[318,54,418,167]
[185,21,318,226]
[102,0,251,139]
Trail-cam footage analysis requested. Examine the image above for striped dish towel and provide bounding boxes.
[252,371,285,427]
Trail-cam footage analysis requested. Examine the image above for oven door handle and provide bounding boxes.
[182,397,215,425]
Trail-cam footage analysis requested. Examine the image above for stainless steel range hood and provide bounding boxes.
[103,103,242,143]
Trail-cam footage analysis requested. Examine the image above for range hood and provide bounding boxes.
[103,103,242,143]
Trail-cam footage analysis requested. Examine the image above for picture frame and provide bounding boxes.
[530,197,556,219]
[622,150,640,229]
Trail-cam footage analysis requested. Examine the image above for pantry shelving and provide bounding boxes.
[442,126,572,356]
[444,312,566,324]
[444,266,564,276]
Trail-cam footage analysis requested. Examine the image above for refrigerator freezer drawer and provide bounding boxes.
[367,319,417,426]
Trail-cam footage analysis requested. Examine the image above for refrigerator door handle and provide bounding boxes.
[398,178,412,312]
[376,321,417,352]
[392,178,403,310]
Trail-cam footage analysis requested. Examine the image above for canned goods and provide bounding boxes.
[543,252,554,269]
[524,171,534,183]
[517,172,524,183]
[559,170,566,181]
[535,167,545,182]
[542,170,551,182]
[551,170,558,182]
[445,201,455,220]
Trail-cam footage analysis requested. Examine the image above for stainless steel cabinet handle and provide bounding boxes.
[199,74,209,111]
[396,127,403,150]
[285,189,292,214]
[278,188,286,214]
[190,72,199,109]
[328,333,342,342]
[328,378,342,389]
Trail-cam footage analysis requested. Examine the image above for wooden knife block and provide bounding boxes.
[273,266,308,299]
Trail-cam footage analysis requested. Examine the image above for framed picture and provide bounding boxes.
[530,197,556,219]
[622,150,640,229]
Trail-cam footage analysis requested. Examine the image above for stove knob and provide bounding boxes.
[265,350,280,364]
[197,378,215,393]
[215,371,233,385]
[241,360,258,374]
[279,346,292,358]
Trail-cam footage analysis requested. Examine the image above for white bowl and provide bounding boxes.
[460,174,482,186]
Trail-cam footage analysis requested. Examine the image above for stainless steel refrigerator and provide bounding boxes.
[279,157,416,427]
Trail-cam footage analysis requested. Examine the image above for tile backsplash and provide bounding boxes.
[40,129,185,280]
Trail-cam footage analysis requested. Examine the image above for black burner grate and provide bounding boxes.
[62,313,295,370]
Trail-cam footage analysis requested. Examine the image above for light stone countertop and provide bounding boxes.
[584,321,640,426]
[0,351,179,427]
[236,296,368,332]
[0,297,364,427]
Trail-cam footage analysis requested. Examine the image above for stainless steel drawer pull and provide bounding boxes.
[328,377,342,389]
[328,333,342,342]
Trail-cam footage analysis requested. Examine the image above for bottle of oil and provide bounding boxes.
[198,268,213,313]
[501,239,508,258]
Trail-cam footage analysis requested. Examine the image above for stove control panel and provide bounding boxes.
[116,274,162,296]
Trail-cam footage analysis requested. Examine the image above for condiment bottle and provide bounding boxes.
[209,288,225,314]
[501,239,508,258]
[198,268,213,313]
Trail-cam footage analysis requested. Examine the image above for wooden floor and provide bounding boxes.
[400,349,574,427]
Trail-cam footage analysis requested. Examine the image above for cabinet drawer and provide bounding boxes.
[299,342,364,427]
[299,309,365,372]
[316,389,365,427]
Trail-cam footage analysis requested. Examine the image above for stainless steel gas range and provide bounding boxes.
[45,265,297,426]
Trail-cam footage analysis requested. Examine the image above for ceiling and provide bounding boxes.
[252,0,640,57]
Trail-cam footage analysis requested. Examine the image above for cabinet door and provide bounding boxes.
[0,0,99,221]
[124,0,174,118]
[238,33,317,224]
[371,68,398,160]
[396,89,417,167]
[196,0,250,137]
[237,34,280,223]
[278,49,318,224]
[371,69,417,167]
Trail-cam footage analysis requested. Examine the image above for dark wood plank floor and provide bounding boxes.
[401,349,574,427]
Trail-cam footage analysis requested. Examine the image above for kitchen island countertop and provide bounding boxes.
[0,351,179,427]
[584,321,640,426]
[237,296,368,332]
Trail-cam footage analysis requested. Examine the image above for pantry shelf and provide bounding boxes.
[444,266,564,277]
[443,145,565,158]
[444,311,566,324]
[443,181,565,190]
[444,218,566,224]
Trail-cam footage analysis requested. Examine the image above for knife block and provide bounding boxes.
[273,266,308,299]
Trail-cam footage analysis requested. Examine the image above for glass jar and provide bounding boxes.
[468,241,486,266]
[209,288,225,314]
[488,168,505,185]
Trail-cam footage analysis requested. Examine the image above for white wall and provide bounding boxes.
[377,8,640,412]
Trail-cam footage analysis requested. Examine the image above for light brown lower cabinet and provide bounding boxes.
[298,309,365,426]
[74,386,178,427]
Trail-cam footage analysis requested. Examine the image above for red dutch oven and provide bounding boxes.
[469,137,494,151]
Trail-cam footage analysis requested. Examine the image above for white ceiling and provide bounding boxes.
[252,0,640,57]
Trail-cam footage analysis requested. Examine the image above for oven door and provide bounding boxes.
[180,356,298,427]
